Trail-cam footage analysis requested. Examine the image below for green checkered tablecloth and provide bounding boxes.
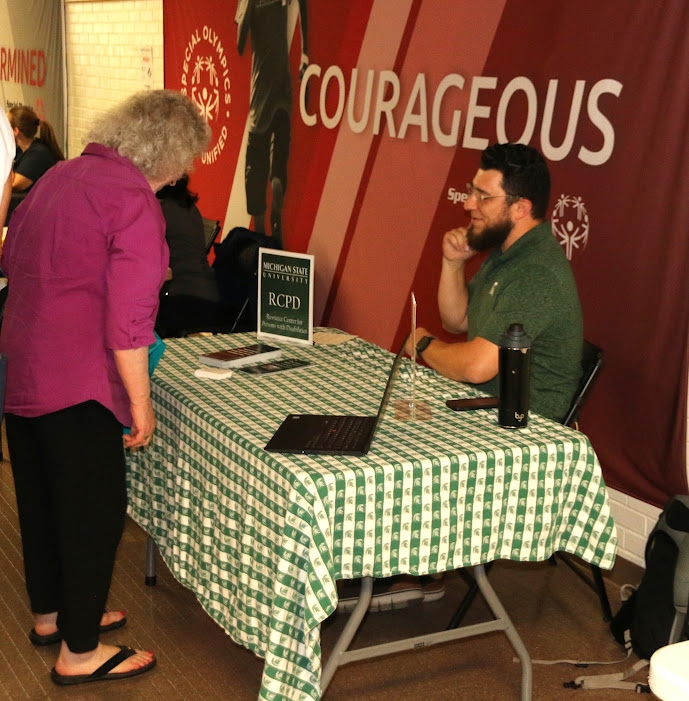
[126,331,617,701]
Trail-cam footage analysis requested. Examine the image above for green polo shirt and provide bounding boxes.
[467,221,583,422]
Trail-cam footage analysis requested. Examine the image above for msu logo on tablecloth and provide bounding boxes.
[179,26,232,165]
[552,194,590,260]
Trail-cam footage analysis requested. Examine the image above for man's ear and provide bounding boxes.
[512,197,534,221]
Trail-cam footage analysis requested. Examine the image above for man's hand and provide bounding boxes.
[442,227,475,264]
[124,397,156,449]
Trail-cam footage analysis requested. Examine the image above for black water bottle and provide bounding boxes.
[498,323,531,428]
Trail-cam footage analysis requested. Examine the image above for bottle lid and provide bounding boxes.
[499,323,531,348]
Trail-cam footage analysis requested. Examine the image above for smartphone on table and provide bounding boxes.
[445,396,498,411]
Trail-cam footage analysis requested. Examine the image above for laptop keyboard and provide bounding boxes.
[304,415,373,451]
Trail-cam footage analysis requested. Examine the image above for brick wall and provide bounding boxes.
[607,488,660,567]
[63,0,164,158]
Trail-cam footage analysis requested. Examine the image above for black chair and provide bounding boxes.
[562,341,604,428]
[201,217,221,256]
[549,341,611,620]
[212,226,281,333]
[159,226,283,338]
[447,340,611,629]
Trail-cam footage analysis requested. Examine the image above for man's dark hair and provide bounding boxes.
[480,143,551,220]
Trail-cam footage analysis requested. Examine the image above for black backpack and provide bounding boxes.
[567,495,689,692]
[212,227,281,332]
[610,495,689,659]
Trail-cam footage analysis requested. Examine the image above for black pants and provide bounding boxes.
[156,293,219,338]
[7,400,127,653]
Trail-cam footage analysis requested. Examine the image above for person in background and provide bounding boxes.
[156,175,220,337]
[0,90,210,686]
[8,105,65,193]
[5,105,66,226]
[338,143,583,613]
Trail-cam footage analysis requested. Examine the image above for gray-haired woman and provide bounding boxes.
[0,90,210,686]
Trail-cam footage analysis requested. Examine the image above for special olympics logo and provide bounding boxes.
[180,26,232,164]
[191,56,220,121]
[552,195,590,260]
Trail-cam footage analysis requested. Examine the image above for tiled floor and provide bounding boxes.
[0,434,652,701]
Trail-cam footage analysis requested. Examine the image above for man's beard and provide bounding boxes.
[467,218,513,252]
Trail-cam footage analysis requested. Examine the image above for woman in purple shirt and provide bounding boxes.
[0,90,210,686]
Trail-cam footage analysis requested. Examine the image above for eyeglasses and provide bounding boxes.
[465,183,514,204]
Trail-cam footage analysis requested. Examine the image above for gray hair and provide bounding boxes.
[85,90,211,183]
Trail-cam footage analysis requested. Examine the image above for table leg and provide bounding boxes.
[145,535,157,586]
[474,564,533,701]
[321,577,373,692]
[320,567,532,700]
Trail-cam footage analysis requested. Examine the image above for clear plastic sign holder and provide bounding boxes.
[394,292,432,421]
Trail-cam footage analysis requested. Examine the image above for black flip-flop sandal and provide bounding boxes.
[50,645,156,686]
[29,614,128,646]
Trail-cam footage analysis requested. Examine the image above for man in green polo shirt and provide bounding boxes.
[409,142,583,423]
[338,143,584,614]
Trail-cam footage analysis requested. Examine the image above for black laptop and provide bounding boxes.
[264,340,406,456]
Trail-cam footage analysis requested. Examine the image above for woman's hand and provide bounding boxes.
[125,397,156,449]
[113,346,156,449]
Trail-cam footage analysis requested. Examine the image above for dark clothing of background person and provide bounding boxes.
[156,179,220,337]
[13,140,58,191]
[5,105,64,225]
[5,142,58,225]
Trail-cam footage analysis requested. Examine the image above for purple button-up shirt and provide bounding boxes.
[0,144,168,426]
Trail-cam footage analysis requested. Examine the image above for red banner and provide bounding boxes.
[165,0,689,507]
[164,1,249,224]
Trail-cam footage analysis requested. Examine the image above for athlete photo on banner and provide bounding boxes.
[236,0,308,248]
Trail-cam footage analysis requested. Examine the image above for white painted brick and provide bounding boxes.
[622,530,648,567]
[627,494,662,521]
[65,0,163,157]
[609,501,647,534]
[605,487,661,567]
[617,547,644,569]
[608,488,628,506]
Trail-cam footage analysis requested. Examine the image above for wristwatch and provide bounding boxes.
[415,335,436,358]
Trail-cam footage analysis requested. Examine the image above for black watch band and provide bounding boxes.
[415,335,436,358]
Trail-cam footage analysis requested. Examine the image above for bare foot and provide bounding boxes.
[34,610,126,637]
[33,612,58,636]
[100,610,127,629]
[54,641,154,678]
